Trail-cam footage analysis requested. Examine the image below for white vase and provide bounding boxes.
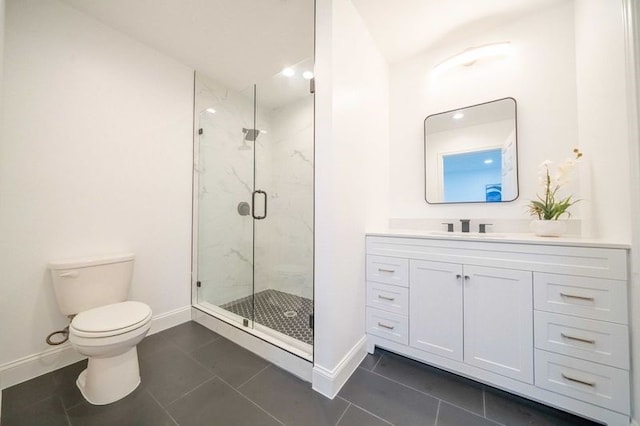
[530,220,567,237]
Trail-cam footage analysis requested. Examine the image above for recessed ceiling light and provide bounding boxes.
[260,130,268,134]
[205,108,216,114]
[484,159,493,164]
[302,71,314,80]
[453,112,464,120]
[282,67,295,77]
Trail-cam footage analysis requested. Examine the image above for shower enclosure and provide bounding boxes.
[193,62,314,360]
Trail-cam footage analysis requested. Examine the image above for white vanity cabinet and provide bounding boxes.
[365,234,630,426]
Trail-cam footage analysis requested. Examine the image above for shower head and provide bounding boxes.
[242,128,261,142]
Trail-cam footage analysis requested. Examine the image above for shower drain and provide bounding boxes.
[283,310,297,318]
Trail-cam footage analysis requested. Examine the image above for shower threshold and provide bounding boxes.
[196,293,312,361]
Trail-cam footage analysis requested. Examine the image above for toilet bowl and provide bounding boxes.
[69,301,152,405]
[49,253,152,405]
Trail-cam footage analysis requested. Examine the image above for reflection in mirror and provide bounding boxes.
[424,97,518,204]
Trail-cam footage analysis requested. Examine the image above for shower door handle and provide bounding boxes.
[252,190,267,220]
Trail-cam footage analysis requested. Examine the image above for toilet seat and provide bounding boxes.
[70,301,152,338]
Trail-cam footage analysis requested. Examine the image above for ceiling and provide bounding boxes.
[60,0,314,95]
[59,0,567,97]
[350,0,568,63]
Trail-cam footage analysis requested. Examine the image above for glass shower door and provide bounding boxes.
[253,59,315,353]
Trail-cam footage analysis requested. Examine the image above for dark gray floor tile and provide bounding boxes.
[140,345,214,406]
[190,337,269,387]
[484,387,600,426]
[375,351,484,414]
[1,370,58,413]
[66,387,175,426]
[50,360,87,409]
[240,365,348,426]
[138,332,174,360]
[339,367,439,426]
[359,351,381,371]
[167,377,281,426]
[1,395,69,426]
[437,402,499,426]
[156,321,220,353]
[337,404,391,426]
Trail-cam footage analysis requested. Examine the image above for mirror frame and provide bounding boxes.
[423,97,519,204]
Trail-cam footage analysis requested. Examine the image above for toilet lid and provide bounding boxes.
[71,301,152,335]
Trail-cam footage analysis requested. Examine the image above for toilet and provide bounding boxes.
[49,253,152,405]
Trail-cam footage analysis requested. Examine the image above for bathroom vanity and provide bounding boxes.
[365,232,630,425]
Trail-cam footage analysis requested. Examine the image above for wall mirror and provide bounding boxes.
[424,97,518,204]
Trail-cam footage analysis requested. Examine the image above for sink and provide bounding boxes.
[427,231,507,238]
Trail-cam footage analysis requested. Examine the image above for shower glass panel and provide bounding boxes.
[195,74,256,329]
[194,65,314,359]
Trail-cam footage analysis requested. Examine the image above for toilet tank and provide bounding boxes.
[49,253,135,316]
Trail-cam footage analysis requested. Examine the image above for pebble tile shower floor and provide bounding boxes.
[221,289,314,345]
[1,321,602,425]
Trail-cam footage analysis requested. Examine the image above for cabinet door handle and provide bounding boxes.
[378,295,395,301]
[456,274,462,279]
[377,322,395,330]
[561,333,595,344]
[464,275,470,280]
[378,268,396,273]
[560,293,595,301]
[561,373,596,387]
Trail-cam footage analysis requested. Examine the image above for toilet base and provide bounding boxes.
[76,346,141,405]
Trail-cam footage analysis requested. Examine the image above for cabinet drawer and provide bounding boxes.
[533,273,628,324]
[366,307,408,345]
[366,255,409,287]
[535,350,630,414]
[366,281,409,315]
[534,311,629,369]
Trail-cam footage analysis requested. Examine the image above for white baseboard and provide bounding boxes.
[0,305,191,391]
[192,308,313,382]
[312,335,367,399]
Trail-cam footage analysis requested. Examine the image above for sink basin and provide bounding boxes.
[427,231,507,238]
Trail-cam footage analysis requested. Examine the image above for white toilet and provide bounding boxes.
[49,253,152,405]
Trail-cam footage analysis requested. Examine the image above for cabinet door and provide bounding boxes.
[410,260,463,361]
[463,265,533,383]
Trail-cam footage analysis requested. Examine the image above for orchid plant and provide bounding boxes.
[527,148,583,220]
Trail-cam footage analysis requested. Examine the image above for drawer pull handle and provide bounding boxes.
[377,322,395,330]
[378,268,396,273]
[561,333,596,344]
[561,373,596,387]
[378,295,396,301]
[560,293,595,301]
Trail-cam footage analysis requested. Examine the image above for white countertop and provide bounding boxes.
[367,228,631,249]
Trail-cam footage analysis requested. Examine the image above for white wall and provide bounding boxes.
[314,0,389,395]
[574,0,630,242]
[0,0,193,371]
[390,2,580,222]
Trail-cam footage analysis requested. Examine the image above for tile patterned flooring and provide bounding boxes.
[221,289,314,345]
[1,321,602,425]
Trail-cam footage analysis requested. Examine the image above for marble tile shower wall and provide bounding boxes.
[195,74,313,307]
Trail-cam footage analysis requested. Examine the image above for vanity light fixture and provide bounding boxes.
[432,42,512,75]
[302,71,314,80]
[281,67,295,77]
[452,112,464,120]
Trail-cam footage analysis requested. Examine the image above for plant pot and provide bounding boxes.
[530,220,567,237]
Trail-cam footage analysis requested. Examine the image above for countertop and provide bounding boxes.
[366,228,631,250]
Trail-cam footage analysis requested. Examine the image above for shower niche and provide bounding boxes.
[193,60,314,360]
